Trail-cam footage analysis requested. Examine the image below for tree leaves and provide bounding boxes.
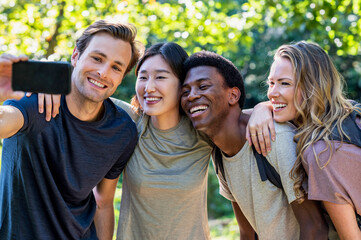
[1,0,360,103]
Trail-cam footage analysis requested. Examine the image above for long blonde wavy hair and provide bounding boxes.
[275,41,360,203]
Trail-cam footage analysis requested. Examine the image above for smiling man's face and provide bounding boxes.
[71,33,132,103]
[181,66,232,135]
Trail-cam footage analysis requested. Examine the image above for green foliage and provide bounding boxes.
[209,217,240,239]
[2,0,360,105]
[207,162,234,219]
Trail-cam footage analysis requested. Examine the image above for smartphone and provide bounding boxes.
[12,60,72,94]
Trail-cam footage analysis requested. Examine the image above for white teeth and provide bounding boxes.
[89,79,105,88]
[146,97,161,101]
[273,103,287,109]
[190,105,208,114]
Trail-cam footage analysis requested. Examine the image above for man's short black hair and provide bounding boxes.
[183,50,245,109]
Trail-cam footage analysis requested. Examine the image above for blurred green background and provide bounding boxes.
[1,0,361,238]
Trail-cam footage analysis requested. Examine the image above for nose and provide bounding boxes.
[145,78,156,93]
[97,65,110,80]
[267,84,280,99]
[187,87,200,102]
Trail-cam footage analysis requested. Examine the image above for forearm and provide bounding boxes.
[324,201,361,240]
[94,205,115,240]
[232,202,256,240]
[291,200,328,240]
[93,177,119,240]
[299,224,328,240]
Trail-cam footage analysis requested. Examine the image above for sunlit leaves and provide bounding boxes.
[1,0,360,102]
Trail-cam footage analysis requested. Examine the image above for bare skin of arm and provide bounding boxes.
[232,201,256,240]
[0,106,24,139]
[323,201,361,240]
[93,177,119,240]
[0,54,26,138]
[245,101,275,156]
[291,198,329,240]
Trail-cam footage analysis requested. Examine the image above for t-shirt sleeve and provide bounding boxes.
[3,95,40,133]
[273,129,300,204]
[104,126,138,179]
[110,97,140,123]
[303,140,361,207]
[211,152,236,202]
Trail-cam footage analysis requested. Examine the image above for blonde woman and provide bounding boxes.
[247,41,361,240]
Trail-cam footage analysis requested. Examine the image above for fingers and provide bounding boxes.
[37,93,60,121]
[260,126,270,156]
[256,132,267,156]
[26,92,33,97]
[248,126,270,156]
[38,93,45,113]
[269,120,276,142]
[0,53,28,63]
[246,125,252,146]
[51,94,61,118]
[249,127,261,154]
[44,94,53,122]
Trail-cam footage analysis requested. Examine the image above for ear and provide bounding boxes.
[71,47,79,67]
[228,87,241,106]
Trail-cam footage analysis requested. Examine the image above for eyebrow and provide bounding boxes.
[268,77,293,81]
[138,69,171,74]
[92,50,125,67]
[182,78,210,87]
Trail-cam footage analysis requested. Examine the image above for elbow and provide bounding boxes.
[93,192,114,210]
[95,198,114,211]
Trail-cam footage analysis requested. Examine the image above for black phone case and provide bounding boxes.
[12,60,72,94]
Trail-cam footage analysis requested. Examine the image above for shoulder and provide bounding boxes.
[274,121,296,134]
[268,122,297,169]
[3,94,37,112]
[110,97,140,122]
[104,99,137,135]
[271,121,296,149]
[3,95,40,131]
[106,99,133,120]
[303,140,361,168]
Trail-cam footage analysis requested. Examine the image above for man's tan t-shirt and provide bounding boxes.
[215,122,301,240]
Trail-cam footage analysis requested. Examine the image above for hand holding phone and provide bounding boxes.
[0,54,27,101]
[12,60,72,95]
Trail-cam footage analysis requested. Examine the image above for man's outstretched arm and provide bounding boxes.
[0,54,26,138]
[0,105,24,139]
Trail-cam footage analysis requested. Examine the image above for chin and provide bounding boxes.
[190,120,209,133]
[274,115,293,123]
